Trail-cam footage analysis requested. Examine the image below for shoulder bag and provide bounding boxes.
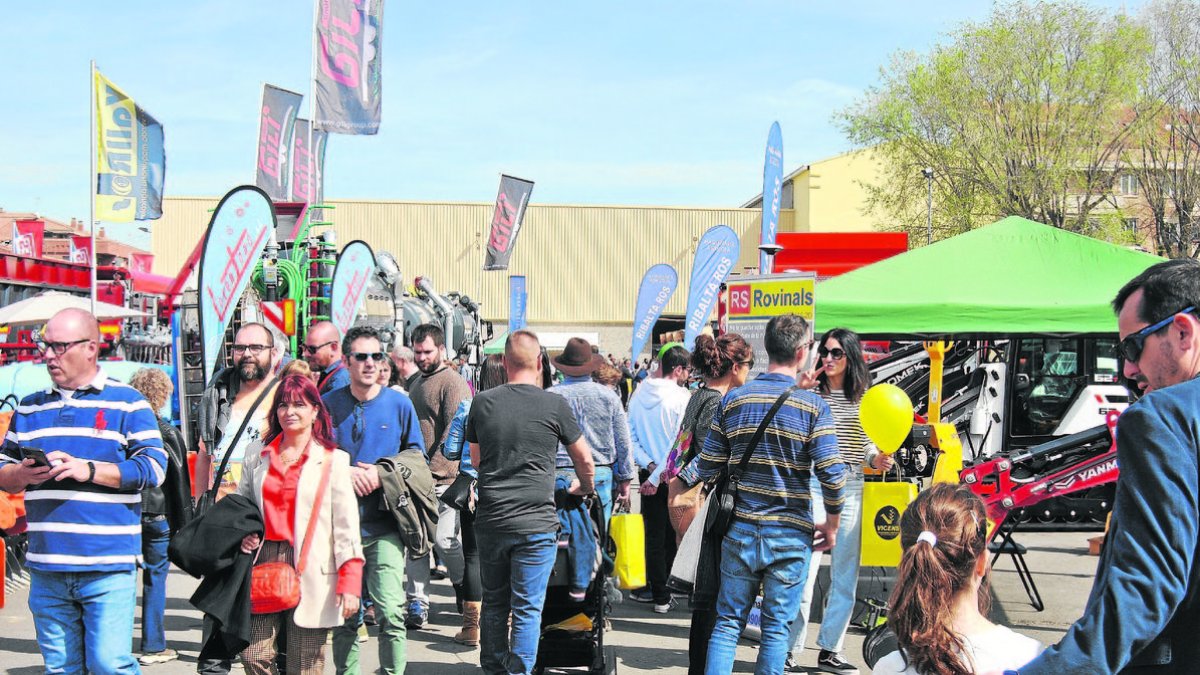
[193,377,277,517]
[249,445,335,615]
[704,385,798,539]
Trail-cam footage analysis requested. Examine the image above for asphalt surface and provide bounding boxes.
[0,529,1097,674]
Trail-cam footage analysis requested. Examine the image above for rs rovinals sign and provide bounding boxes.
[724,273,816,377]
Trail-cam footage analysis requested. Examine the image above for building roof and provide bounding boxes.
[0,208,150,261]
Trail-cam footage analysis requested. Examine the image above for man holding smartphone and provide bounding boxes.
[0,308,166,675]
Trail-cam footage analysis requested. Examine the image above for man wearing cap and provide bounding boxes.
[626,342,692,612]
[549,338,635,525]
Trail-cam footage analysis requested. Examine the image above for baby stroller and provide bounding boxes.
[533,484,617,675]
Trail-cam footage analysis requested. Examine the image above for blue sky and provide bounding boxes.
[0,1,1134,247]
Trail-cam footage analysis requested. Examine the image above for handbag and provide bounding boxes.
[609,508,647,590]
[250,445,335,615]
[439,472,475,512]
[704,386,798,540]
[666,490,710,594]
[860,464,918,567]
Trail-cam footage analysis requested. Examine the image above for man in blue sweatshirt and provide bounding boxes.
[1019,258,1200,674]
[324,325,425,675]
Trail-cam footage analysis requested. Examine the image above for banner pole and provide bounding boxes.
[89,60,98,316]
[308,0,319,210]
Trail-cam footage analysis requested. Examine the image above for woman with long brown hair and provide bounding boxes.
[873,484,1039,675]
[667,332,753,675]
[237,374,364,674]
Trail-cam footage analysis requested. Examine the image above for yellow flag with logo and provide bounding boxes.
[94,69,165,222]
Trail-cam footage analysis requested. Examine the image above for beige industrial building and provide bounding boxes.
[150,150,888,354]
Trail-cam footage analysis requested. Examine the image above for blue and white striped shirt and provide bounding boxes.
[1,370,166,572]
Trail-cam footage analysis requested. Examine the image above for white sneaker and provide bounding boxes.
[653,598,676,614]
[138,649,179,666]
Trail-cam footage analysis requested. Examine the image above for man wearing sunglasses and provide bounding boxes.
[305,320,351,395]
[324,325,424,675]
[1020,259,1200,674]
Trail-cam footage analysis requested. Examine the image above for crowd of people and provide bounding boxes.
[2,258,1200,674]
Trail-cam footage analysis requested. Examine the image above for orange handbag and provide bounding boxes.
[250,448,334,615]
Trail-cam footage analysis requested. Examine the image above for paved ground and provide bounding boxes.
[0,529,1098,674]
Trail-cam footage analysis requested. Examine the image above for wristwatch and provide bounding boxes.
[86,461,96,483]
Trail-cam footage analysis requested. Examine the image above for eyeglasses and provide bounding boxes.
[350,352,386,363]
[231,343,271,355]
[818,347,846,361]
[35,338,92,356]
[738,359,756,370]
[303,340,336,355]
[1119,305,1195,363]
[352,402,365,443]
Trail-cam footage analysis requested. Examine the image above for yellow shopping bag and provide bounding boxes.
[861,479,918,567]
[609,511,647,590]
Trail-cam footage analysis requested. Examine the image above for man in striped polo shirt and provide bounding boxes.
[0,308,166,674]
[685,313,847,675]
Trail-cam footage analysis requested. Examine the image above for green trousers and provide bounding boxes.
[332,531,408,675]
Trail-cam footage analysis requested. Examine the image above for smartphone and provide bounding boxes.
[20,446,53,468]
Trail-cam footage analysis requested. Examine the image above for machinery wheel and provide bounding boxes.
[1036,508,1056,523]
[591,645,617,675]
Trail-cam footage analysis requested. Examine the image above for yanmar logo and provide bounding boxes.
[1052,458,1118,492]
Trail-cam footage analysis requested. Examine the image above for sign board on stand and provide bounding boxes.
[724,273,816,378]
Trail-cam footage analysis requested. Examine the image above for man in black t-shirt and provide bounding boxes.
[467,330,596,675]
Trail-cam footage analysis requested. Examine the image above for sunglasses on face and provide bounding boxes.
[303,340,336,355]
[352,402,365,443]
[1119,305,1195,363]
[350,352,386,363]
[818,347,846,360]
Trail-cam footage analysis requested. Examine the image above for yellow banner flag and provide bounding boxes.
[94,70,164,222]
[94,71,137,222]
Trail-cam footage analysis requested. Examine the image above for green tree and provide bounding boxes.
[839,1,1154,244]
[1126,0,1200,257]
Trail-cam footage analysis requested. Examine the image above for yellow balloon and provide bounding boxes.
[859,384,915,455]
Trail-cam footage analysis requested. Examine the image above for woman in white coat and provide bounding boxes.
[238,374,365,675]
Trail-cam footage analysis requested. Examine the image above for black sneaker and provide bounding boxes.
[629,588,654,603]
[817,650,859,675]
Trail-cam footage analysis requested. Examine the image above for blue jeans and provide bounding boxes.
[140,516,171,654]
[557,465,614,526]
[29,568,140,675]
[477,530,557,675]
[788,474,863,655]
[705,520,813,675]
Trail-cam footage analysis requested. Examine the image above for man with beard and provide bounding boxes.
[404,323,471,628]
[305,320,351,395]
[195,322,279,501]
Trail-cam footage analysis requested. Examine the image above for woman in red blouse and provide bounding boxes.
[238,374,365,675]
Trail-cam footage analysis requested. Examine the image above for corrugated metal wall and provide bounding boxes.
[152,197,797,324]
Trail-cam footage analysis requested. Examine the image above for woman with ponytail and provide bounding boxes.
[668,332,754,675]
[873,483,1039,675]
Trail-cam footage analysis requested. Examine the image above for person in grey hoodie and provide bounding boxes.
[626,342,692,612]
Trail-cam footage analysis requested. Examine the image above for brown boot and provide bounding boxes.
[454,601,481,646]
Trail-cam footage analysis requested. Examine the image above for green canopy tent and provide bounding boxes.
[813,217,1165,337]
